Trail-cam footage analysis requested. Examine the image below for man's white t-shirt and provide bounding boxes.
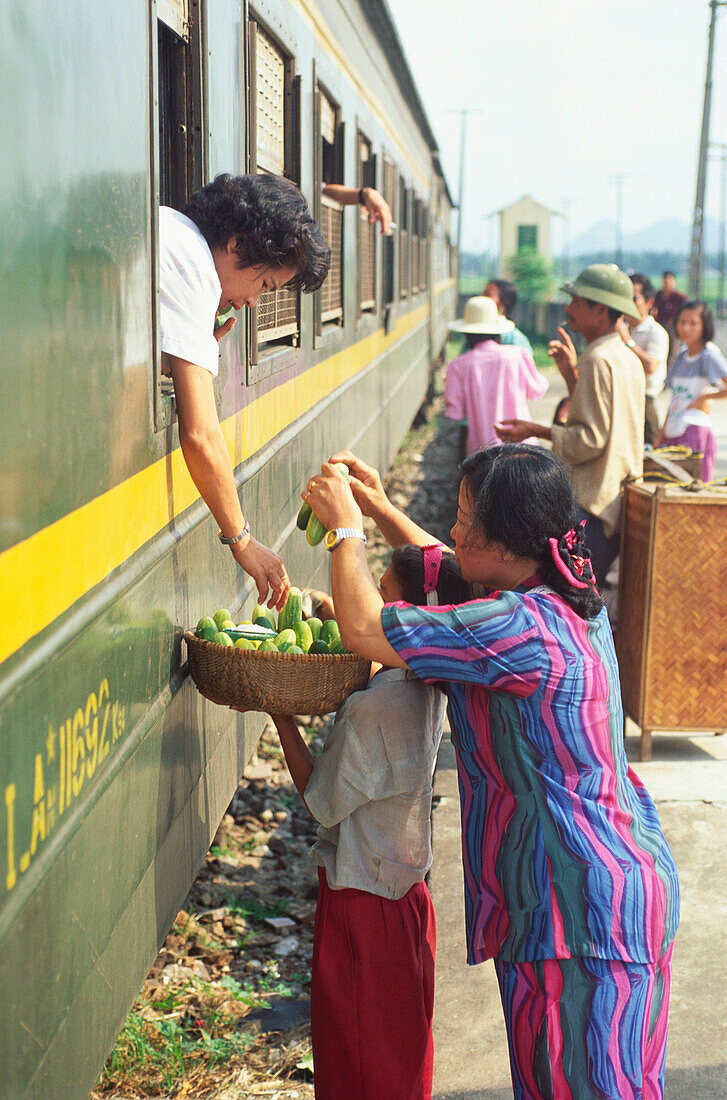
[630,315,669,398]
[159,207,222,377]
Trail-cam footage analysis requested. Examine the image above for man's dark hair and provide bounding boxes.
[465,332,501,349]
[630,272,654,300]
[389,545,481,606]
[459,444,604,619]
[182,173,331,292]
[662,270,675,279]
[486,278,518,319]
[606,306,622,324]
[675,299,715,343]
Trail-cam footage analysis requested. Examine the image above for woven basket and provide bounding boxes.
[184,631,371,715]
[617,479,727,759]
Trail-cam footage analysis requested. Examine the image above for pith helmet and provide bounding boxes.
[560,263,640,320]
[450,296,515,335]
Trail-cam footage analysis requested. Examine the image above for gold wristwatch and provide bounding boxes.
[324,527,366,551]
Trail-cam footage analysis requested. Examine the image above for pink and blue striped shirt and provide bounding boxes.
[381,585,679,966]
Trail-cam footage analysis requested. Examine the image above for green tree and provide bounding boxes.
[506,252,554,303]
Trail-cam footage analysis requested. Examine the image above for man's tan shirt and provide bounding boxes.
[551,332,645,539]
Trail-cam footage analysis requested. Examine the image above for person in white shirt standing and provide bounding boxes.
[160,173,331,610]
[615,273,669,446]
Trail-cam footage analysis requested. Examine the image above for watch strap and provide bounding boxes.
[218,520,250,546]
[325,527,366,551]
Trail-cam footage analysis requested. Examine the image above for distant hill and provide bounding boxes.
[569,217,720,256]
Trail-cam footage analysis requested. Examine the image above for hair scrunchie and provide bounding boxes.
[422,543,444,605]
[548,520,598,591]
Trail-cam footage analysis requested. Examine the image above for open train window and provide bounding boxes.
[153,0,205,431]
[315,84,344,336]
[381,155,397,309]
[246,18,301,383]
[357,131,376,316]
[399,181,410,300]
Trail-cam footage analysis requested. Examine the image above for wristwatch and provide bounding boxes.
[625,338,636,349]
[218,519,250,545]
[324,527,366,551]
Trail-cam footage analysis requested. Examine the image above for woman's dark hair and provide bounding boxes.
[486,278,517,319]
[465,332,501,349]
[389,545,482,606]
[674,299,714,344]
[459,444,604,619]
[182,173,331,292]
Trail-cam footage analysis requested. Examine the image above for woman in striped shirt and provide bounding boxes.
[305,444,679,1100]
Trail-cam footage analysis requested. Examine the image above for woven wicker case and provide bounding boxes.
[184,632,371,715]
[617,480,727,759]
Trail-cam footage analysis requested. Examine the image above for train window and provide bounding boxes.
[247,19,301,380]
[381,155,397,308]
[420,205,429,291]
[357,132,376,316]
[315,85,344,333]
[399,181,410,300]
[154,0,205,430]
[411,197,421,295]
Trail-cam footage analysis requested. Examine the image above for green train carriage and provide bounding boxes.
[0,0,456,1095]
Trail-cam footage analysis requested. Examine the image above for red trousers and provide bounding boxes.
[310,868,436,1099]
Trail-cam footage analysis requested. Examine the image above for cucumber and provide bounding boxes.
[213,608,233,630]
[274,628,297,650]
[234,638,255,650]
[292,620,314,653]
[320,619,341,646]
[254,615,275,631]
[258,639,278,653]
[306,511,327,546]
[308,639,331,655]
[285,645,304,655]
[278,587,303,632]
[296,501,313,530]
[328,637,348,655]
[196,616,217,637]
[212,631,234,646]
[306,616,323,641]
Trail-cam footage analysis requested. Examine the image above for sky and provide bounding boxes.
[386,0,727,256]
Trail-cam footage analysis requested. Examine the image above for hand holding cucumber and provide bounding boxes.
[231,536,291,612]
[305,462,362,532]
[328,451,389,519]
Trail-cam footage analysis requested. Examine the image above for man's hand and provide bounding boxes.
[548,327,579,392]
[305,463,363,532]
[361,187,393,235]
[615,317,632,344]
[494,419,549,443]
[213,316,237,343]
[231,537,290,612]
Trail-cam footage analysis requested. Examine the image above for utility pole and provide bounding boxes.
[710,142,727,313]
[689,0,727,296]
[613,174,626,268]
[445,108,483,287]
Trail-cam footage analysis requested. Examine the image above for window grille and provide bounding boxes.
[320,194,343,322]
[399,182,409,299]
[249,21,299,348]
[358,133,376,313]
[411,197,420,293]
[382,156,396,305]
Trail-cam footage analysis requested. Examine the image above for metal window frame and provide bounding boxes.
[381,152,397,308]
[314,77,345,335]
[356,128,376,315]
[246,13,302,380]
[152,0,207,433]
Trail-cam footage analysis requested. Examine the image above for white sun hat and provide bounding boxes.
[449,295,515,335]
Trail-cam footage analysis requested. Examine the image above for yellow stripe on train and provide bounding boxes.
[0,307,428,668]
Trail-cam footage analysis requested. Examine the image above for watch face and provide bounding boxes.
[324,529,338,550]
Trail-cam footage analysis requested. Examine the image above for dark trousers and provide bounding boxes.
[644,395,660,447]
[578,508,620,592]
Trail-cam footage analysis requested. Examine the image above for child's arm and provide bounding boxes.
[269,715,314,813]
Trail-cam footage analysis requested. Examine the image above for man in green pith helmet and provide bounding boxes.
[495,263,645,590]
